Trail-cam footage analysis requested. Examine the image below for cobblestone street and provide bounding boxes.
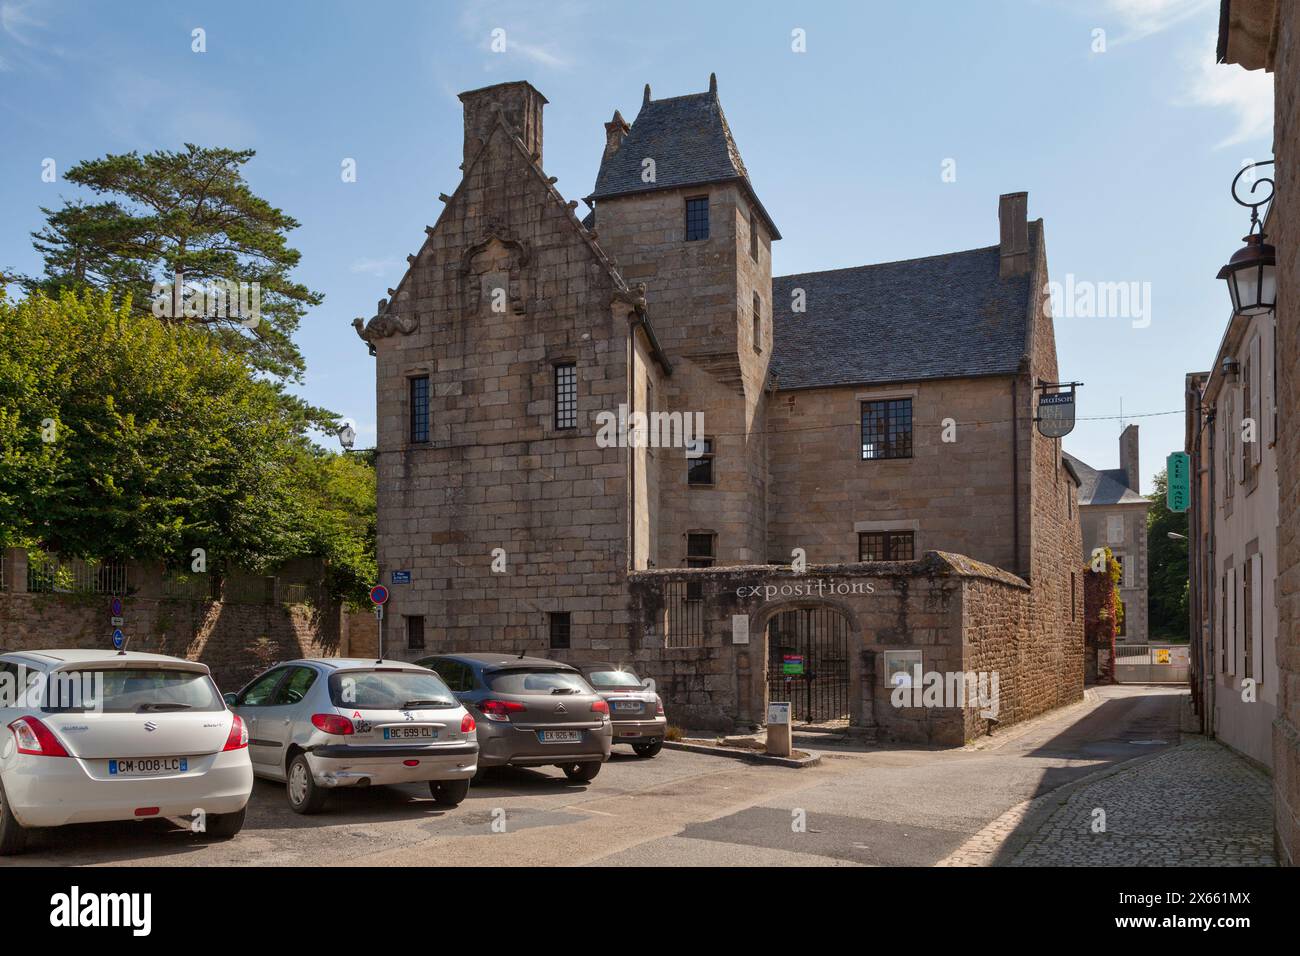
[1008,736,1275,866]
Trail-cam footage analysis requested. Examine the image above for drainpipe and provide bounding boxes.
[1011,378,1022,577]
[626,313,637,572]
[1204,406,1216,738]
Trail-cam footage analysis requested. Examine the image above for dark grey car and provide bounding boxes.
[415,654,613,783]
[576,663,667,757]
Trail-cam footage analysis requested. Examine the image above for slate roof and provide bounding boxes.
[1062,452,1148,506]
[770,239,1034,390]
[590,86,780,238]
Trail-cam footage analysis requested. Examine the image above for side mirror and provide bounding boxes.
[223,692,238,707]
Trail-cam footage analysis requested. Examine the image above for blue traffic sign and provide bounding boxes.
[109,597,123,617]
[369,585,389,606]
[112,628,124,649]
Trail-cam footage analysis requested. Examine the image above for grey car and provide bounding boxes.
[414,654,612,782]
[576,663,667,758]
[227,658,478,814]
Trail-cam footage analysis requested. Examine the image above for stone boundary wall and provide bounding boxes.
[0,548,366,694]
[623,552,1066,743]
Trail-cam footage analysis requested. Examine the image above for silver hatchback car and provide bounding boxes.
[227,659,478,814]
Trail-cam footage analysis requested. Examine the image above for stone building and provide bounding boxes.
[353,77,1084,743]
[1063,426,1151,644]
[1216,0,1298,864]
[1183,285,1281,769]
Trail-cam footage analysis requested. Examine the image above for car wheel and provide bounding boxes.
[0,777,29,856]
[286,754,327,814]
[560,761,601,782]
[632,741,663,758]
[202,807,246,840]
[429,779,470,807]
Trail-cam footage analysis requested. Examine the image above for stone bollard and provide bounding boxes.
[766,701,792,756]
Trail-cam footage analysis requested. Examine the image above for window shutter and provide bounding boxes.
[1226,566,1237,676]
[1251,553,1263,683]
[1251,336,1263,464]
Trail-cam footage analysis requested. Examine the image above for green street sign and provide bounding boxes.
[1167,451,1190,513]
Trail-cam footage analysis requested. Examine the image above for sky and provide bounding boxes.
[0,0,1275,494]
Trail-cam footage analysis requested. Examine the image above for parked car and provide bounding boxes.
[227,658,477,814]
[415,654,612,782]
[576,663,666,757]
[0,649,252,855]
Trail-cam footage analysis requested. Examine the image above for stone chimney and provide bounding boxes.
[998,191,1030,278]
[604,109,630,160]
[1119,424,1140,492]
[458,81,547,167]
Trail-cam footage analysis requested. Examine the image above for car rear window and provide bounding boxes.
[328,670,457,710]
[486,669,591,695]
[42,667,223,713]
[583,668,644,690]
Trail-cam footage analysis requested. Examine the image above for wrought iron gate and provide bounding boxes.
[766,608,850,723]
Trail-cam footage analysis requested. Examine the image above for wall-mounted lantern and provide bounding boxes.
[1217,160,1276,317]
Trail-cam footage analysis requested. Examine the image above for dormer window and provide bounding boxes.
[685,196,709,241]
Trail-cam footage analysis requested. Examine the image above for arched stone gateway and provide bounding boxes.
[761,604,855,725]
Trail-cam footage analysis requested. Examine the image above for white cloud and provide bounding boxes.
[456,1,578,72]
[349,257,403,277]
[1102,0,1217,44]
[1184,36,1274,148]
[1,1,45,47]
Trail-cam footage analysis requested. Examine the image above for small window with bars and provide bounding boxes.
[406,615,426,650]
[409,376,430,444]
[554,363,577,430]
[860,398,912,460]
[858,530,915,562]
[685,196,709,241]
[549,612,571,649]
[688,437,714,486]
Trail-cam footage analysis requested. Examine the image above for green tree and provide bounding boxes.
[1147,468,1190,640]
[26,145,323,384]
[0,291,375,600]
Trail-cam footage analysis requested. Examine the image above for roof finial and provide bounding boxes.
[643,83,651,107]
[709,72,717,95]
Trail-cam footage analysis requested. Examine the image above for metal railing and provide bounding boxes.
[25,555,128,595]
[663,580,706,647]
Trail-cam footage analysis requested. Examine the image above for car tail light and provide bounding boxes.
[403,760,420,767]
[480,700,525,722]
[9,717,70,757]
[135,807,160,817]
[656,699,665,715]
[590,699,609,715]
[311,713,355,735]
[222,715,249,751]
[460,713,476,733]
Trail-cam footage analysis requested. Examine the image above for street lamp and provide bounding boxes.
[1217,160,1276,317]
[336,421,356,451]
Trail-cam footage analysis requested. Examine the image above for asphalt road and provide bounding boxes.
[1,685,1185,867]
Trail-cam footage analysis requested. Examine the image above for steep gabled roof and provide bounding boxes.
[1062,452,1149,506]
[770,235,1036,391]
[589,80,780,238]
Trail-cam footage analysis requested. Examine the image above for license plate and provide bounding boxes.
[539,730,582,744]
[383,726,435,740]
[613,700,643,712]
[109,757,188,776]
